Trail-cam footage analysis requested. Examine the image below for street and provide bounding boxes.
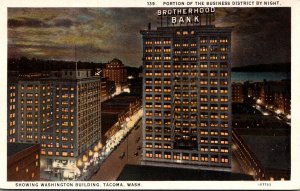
[90,119,142,180]
[253,100,291,126]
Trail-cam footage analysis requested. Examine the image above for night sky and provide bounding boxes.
[8,8,290,67]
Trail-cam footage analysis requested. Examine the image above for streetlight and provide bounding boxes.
[232,144,237,151]
[88,150,93,157]
[77,159,82,168]
[256,99,262,105]
[82,155,88,162]
[76,159,83,178]
[93,145,99,152]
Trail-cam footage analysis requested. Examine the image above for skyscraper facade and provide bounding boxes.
[141,22,233,171]
[7,69,102,178]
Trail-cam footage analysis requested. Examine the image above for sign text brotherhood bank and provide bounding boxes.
[157,8,216,24]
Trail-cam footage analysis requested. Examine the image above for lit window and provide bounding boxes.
[173,153,180,160]
[146,152,153,158]
[182,154,189,160]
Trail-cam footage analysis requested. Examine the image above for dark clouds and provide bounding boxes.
[216,8,290,66]
[8,8,290,67]
[8,17,47,28]
[52,18,75,28]
[8,17,76,28]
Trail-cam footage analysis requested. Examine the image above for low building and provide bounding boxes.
[232,102,290,180]
[7,143,40,181]
[232,128,290,181]
[101,112,126,144]
[101,93,142,144]
[102,93,141,117]
[117,164,253,180]
[259,80,291,115]
[128,77,143,98]
[274,91,291,115]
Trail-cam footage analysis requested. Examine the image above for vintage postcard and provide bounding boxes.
[0,0,299,190]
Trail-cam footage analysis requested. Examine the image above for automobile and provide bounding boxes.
[120,152,125,159]
[134,152,138,156]
[94,169,99,175]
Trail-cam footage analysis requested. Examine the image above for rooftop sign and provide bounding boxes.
[157,8,215,26]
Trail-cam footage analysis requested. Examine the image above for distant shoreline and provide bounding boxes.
[232,71,290,83]
[231,63,291,73]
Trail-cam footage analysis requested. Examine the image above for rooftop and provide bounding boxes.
[101,113,119,134]
[141,25,233,35]
[242,135,290,171]
[117,165,253,181]
[7,143,39,157]
[234,128,290,171]
[102,93,140,110]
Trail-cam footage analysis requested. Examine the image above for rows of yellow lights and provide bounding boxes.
[76,141,104,172]
[76,108,143,174]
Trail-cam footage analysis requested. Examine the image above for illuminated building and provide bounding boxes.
[7,143,40,181]
[7,69,102,179]
[103,58,127,88]
[259,80,291,115]
[274,91,290,115]
[232,83,244,103]
[8,74,18,143]
[140,17,232,171]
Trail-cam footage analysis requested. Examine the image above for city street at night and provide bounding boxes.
[90,118,142,181]
[5,7,293,188]
[254,102,291,126]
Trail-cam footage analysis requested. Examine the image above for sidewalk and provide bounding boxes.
[76,108,143,181]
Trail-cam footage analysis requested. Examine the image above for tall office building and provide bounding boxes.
[141,14,232,171]
[8,73,19,143]
[7,69,102,178]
